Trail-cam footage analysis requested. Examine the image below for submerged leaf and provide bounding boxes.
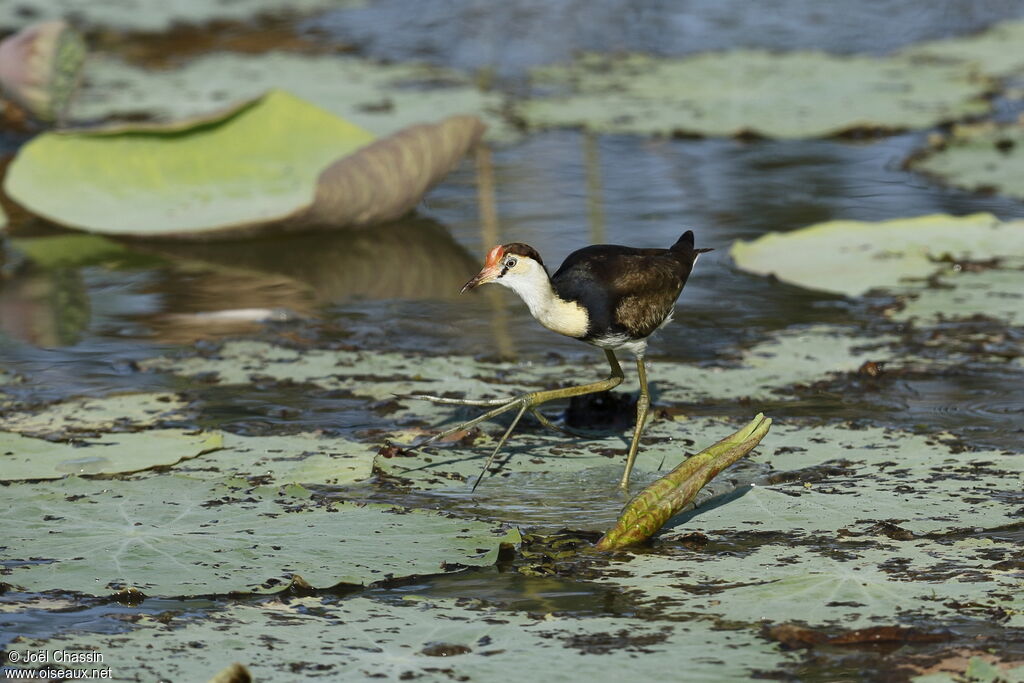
[595,414,771,550]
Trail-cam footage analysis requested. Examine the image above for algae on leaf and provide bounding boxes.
[730,213,1024,297]
[0,475,517,596]
[4,90,485,239]
[522,51,991,138]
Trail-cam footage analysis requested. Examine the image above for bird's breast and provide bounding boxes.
[535,297,590,338]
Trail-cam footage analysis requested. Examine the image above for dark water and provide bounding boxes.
[3,1,1024,677]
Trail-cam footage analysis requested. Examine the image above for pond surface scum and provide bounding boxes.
[2,2,1024,681]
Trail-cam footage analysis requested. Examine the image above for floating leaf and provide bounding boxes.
[0,475,518,595]
[0,392,186,438]
[0,0,365,33]
[909,122,1024,200]
[889,267,1024,325]
[521,51,991,139]
[730,213,1024,297]
[0,429,220,481]
[902,19,1024,79]
[0,20,86,123]
[4,90,484,239]
[70,52,514,141]
[170,432,376,486]
[596,539,1024,628]
[595,414,771,550]
[12,596,796,679]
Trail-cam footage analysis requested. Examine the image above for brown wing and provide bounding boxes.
[611,256,686,338]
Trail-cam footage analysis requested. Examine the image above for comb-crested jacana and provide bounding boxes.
[415,229,712,490]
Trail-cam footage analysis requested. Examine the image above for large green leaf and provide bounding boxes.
[5,90,485,239]
[0,475,518,596]
[889,267,1024,325]
[730,213,1024,297]
[0,430,220,481]
[71,52,513,141]
[11,596,796,680]
[909,122,1024,201]
[5,90,370,236]
[521,51,990,138]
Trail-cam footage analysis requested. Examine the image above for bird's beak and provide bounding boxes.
[460,265,500,294]
[461,245,505,294]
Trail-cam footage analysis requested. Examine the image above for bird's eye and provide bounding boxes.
[505,258,518,268]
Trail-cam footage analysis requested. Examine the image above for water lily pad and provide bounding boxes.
[889,267,1024,324]
[11,596,796,680]
[0,475,517,595]
[4,89,485,239]
[171,432,376,486]
[730,213,1024,297]
[903,19,1024,79]
[909,123,1024,200]
[0,429,220,481]
[141,324,893,408]
[597,538,1024,629]
[522,51,991,138]
[71,52,513,141]
[0,0,364,33]
[0,392,186,437]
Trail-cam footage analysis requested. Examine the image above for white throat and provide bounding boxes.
[497,262,589,338]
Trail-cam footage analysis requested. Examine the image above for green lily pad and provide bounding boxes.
[903,19,1024,79]
[11,596,796,680]
[888,267,1024,324]
[0,0,364,33]
[0,392,186,438]
[141,324,893,408]
[521,51,990,138]
[71,52,513,141]
[0,475,518,596]
[171,432,376,486]
[8,234,156,270]
[730,213,1024,297]
[0,429,221,481]
[5,89,485,239]
[909,123,1024,200]
[597,538,1024,629]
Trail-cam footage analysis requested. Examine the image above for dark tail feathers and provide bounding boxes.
[671,230,714,261]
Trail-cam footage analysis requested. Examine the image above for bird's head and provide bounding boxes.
[461,243,546,294]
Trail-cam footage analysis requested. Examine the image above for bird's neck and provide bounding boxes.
[504,270,589,338]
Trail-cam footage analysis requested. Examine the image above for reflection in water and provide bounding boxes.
[583,131,606,245]
[139,215,480,305]
[0,267,89,347]
[474,144,515,358]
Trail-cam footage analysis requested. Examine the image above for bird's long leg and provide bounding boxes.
[409,350,626,484]
[527,407,593,438]
[619,355,650,490]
